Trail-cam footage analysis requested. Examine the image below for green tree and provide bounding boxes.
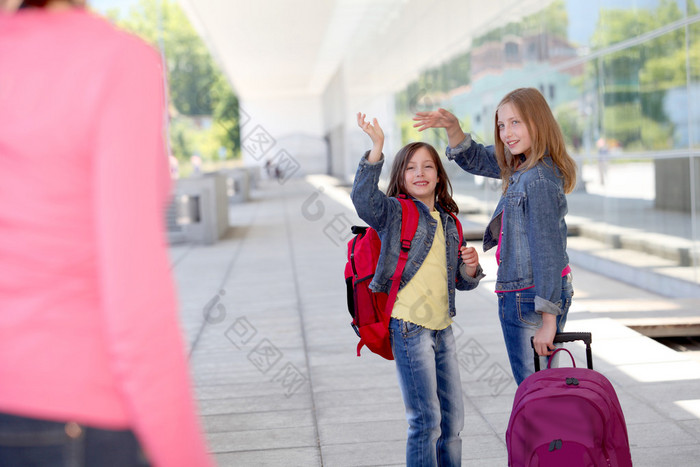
[521,0,568,39]
[588,0,694,150]
[112,0,240,162]
[210,73,241,160]
[555,104,584,151]
[395,0,569,118]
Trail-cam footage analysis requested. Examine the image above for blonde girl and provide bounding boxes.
[414,88,576,385]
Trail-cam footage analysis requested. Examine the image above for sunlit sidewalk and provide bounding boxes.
[169,177,700,466]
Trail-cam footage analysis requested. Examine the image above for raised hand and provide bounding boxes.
[357,112,384,144]
[357,112,384,163]
[413,108,467,148]
[412,108,459,131]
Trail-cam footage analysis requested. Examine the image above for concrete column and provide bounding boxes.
[654,157,699,212]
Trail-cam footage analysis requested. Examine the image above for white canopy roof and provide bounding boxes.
[178,0,541,101]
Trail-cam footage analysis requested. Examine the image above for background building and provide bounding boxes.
[102,0,700,290]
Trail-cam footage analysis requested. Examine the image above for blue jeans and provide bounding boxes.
[497,274,574,385]
[389,318,464,467]
[0,412,149,467]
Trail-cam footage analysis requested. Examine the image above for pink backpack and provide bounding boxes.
[506,333,633,466]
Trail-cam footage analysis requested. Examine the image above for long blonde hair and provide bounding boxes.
[493,88,577,194]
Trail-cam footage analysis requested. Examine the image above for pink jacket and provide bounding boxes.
[0,8,211,467]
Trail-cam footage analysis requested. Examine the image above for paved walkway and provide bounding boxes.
[170,177,700,466]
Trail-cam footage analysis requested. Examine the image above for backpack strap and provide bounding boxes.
[446,210,464,284]
[355,195,420,357]
[386,200,460,313]
[448,211,464,248]
[384,196,419,317]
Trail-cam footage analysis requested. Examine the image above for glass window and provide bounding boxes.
[394,0,700,286]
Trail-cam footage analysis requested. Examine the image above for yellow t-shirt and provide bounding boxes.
[391,211,451,330]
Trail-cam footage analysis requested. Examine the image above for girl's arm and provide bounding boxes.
[534,314,558,357]
[414,109,501,178]
[525,178,567,357]
[350,114,396,231]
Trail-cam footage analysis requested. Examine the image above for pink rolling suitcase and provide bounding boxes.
[506,332,633,466]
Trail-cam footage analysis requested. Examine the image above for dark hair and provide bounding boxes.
[386,142,459,213]
[20,0,51,7]
[20,0,84,7]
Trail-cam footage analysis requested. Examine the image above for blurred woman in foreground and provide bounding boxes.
[0,1,212,465]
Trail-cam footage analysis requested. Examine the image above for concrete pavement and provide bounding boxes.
[170,176,700,466]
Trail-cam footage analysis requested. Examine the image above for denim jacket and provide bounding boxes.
[350,152,484,318]
[446,134,569,316]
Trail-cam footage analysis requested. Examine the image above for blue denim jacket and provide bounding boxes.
[446,134,570,316]
[350,152,483,318]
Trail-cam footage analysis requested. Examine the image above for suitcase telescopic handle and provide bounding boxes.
[531,332,593,372]
[552,332,592,345]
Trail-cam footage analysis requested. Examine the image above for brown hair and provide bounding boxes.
[386,142,459,213]
[20,0,84,7]
[493,87,577,194]
[20,0,52,6]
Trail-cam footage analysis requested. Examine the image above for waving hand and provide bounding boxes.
[357,112,384,163]
[413,108,467,148]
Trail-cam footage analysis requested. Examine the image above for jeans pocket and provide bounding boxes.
[516,291,541,326]
[401,320,424,338]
